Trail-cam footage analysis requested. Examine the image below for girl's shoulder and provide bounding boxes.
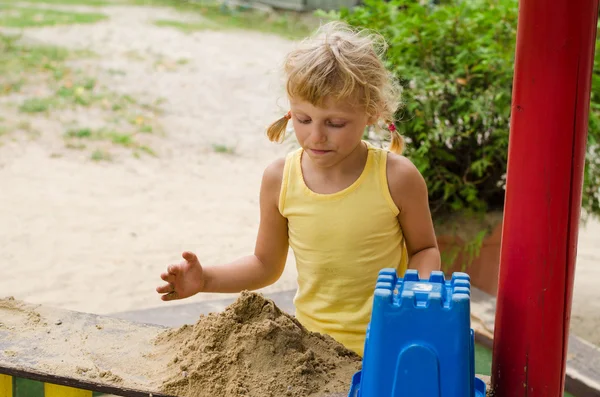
[262,151,302,214]
[385,151,418,177]
[262,157,286,189]
[384,151,428,212]
[262,146,303,186]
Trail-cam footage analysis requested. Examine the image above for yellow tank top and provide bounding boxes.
[278,141,408,356]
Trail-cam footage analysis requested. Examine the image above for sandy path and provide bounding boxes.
[0,2,598,346]
[0,3,299,314]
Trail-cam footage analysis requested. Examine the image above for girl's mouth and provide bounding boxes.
[310,149,332,155]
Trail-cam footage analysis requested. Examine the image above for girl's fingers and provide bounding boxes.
[158,262,184,300]
[160,272,176,283]
[156,282,174,294]
[167,264,180,275]
[161,291,179,301]
[182,251,199,265]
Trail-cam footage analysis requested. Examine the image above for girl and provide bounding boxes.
[156,21,440,357]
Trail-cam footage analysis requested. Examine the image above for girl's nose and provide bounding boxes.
[311,125,327,144]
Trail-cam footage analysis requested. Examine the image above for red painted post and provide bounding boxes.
[491,0,599,396]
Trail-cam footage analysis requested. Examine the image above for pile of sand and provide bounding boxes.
[155,291,362,397]
[1,293,361,397]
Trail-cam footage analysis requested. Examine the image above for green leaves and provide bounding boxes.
[334,0,600,219]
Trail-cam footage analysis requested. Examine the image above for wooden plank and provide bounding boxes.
[0,299,175,397]
[45,383,92,397]
[0,368,171,397]
[0,299,356,397]
[0,374,12,397]
[565,336,600,397]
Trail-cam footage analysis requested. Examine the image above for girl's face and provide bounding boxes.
[290,96,374,168]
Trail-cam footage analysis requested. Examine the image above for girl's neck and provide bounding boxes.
[302,141,368,191]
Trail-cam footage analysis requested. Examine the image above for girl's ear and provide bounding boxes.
[367,114,378,126]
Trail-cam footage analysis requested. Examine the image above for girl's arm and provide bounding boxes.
[202,158,290,292]
[387,153,441,279]
[157,159,289,300]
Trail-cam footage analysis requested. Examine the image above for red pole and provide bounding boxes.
[491,0,599,396]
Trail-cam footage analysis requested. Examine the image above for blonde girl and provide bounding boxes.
[157,21,441,357]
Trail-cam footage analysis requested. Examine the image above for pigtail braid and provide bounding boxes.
[266,111,291,143]
[387,120,405,154]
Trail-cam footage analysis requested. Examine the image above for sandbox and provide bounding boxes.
[0,292,361,397]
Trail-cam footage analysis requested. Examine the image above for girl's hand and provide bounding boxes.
[154,158,289,298]
[156,251,205,301]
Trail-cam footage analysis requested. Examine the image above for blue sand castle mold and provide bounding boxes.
[348,269,487,397]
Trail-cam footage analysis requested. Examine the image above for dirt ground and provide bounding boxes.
[0,2,299,311]
[0,1,598,347]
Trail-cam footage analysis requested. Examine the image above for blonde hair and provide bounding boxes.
[267,21,404,154]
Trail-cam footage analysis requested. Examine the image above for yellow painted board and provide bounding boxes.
[44,383,92,397]
[0,374,12,397]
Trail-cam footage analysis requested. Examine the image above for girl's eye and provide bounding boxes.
[295,117,346,128]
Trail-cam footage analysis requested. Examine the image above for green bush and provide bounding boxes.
[327,0,600,221]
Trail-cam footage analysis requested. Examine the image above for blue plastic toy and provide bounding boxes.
[348,269,487,397]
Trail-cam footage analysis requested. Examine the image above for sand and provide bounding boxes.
[0,2,299,315]
[1,293,360,397]
[0,295,171,392]
[0,0,598,349]
[155,291,361,397]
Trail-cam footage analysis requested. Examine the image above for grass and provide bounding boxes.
[18,79,99,113]
[0,5,108,28]
[0,0,319,39]
[16,120,39,137]
[65,141,86,149]
[65,127,92,138]
[109,131,134,146]
[64,127,136,147]
[19,97,52,113]
[128,112,163,134]
[91,148,111,161]
[0,119,40,139]
[134,144,156,157]
[64,127,157,159]
[18,76,160,119]
[152,55,190,72]
[1,79,24,95]
[212,143,235,154]
[142,1,317,40]
[0,34,70,76]
[6,0,112,5]
[0,33,142,115]
[1,33,161,159]
[107,68,127,76]
[153,19,212,34]
[123,50,144,61]
[0,33,93,96]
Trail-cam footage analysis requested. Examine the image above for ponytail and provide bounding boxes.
[267,111,292,143]
[387,121,404,154]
